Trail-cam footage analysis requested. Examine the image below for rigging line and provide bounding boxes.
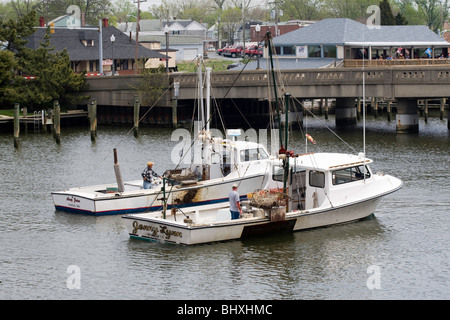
[217,56,252,101]
[229,99,253,128]
[292,96,358,154]
[80,73,184,184]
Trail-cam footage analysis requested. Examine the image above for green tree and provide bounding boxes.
[281,0,324,21]
[135,66,166,107]
[0,11,87,109]
[0,50,18,106]
[380,0,396,25]
[393,0,425,25]
[395,11,408,25]
[415,0,449,31]
[20,28,87,108]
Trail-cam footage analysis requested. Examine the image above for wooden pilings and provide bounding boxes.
[13,103,20,148]
[88,99,97,141]
[53,100,61,144]
[133,95,140,138]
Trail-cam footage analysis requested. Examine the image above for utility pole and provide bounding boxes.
[242,1,245,57]
[134,0,147,74]
[269,0,281,36]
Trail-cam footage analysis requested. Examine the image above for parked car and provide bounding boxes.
[244,45,263,58]
[226,62,244,69]
[223,45,243,58]
[216,46,227,55]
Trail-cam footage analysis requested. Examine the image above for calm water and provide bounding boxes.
[0,113,449,300]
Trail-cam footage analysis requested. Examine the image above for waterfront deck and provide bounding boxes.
[0,110,87,125]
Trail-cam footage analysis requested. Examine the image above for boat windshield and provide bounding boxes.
[332,165,371,185]
[240,147,269,162]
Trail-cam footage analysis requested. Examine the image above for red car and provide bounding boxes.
[223,45,243,58]
[216,46,227,55]
[245,45,263,58]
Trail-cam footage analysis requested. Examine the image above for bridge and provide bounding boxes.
[84,65,450,133]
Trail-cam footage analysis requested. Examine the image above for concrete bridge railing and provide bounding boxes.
[84,66,450,106]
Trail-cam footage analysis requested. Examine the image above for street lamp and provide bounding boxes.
[164,25,169,73]
[255,24,261,70]
[217,16,221,50]
[110,34,115,75]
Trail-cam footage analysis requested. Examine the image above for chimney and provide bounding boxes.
[81,12,85,27]
[102,18,109,28]
[39,16,45,27]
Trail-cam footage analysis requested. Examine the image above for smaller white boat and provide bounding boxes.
[122,152,403,245]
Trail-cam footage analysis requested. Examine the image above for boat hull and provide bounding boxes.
[123,196,383,245]
[52,174,268,216]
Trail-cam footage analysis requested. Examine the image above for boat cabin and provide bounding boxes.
[185,134,273,182]
[273,152,373,211]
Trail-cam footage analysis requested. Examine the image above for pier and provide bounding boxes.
[0,110,88,130]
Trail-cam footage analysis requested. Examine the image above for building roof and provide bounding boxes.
[136,34,207,46]
[273,18,448,47]
[164,20,207,30]
[25,26,167,61]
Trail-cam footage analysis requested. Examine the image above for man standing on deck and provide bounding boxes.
[229,183,242,219]
[142,161,162,189]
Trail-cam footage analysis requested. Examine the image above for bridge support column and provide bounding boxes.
[447,100,450,130]
[335,98,357,126]
[396,98,418,134]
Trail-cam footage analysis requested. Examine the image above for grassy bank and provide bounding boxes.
[0,109,15,117]
[177,58,238,72]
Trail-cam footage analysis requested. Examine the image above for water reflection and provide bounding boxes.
[0,113,449,299]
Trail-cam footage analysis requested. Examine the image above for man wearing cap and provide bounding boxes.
[229,183,242,220]
[142,161,162,189]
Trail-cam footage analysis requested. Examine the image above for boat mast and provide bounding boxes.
[197,55,205,133]
[206,67,211,133]
[267,31,291,208]
[266,32,283,146]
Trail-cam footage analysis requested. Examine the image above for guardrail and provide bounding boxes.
[343,59,450,68]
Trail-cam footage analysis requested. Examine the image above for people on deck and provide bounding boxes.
[142,161,162,189]
[229,183,242,220]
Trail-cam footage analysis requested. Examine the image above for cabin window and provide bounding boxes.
[309,171,325,188]
[272,166,285,182]
[332,165,370,185]
[240,148,269,162]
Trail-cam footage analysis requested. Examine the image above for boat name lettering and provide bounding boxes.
[66,196,80,203]
[132,221,182,239]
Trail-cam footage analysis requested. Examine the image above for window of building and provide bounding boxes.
[283,46,296,55]
[81,39,94,47]
[323,45,336,58]
[308,45,322,58]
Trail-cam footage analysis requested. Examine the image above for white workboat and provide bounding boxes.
[51,136,275,215]
[122,152,403,245]
[52,58,275,216]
